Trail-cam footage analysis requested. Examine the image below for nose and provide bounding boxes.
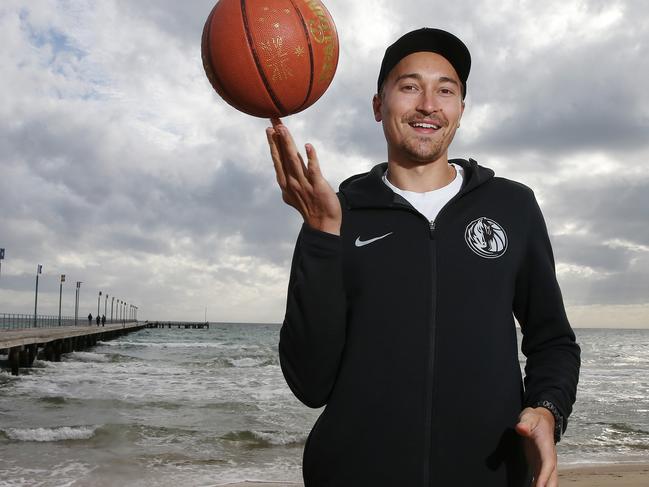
[416,89,441,115]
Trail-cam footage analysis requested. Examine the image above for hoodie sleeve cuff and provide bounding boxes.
[299,223,342,257]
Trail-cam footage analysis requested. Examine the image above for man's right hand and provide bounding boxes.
[266,119,342,235]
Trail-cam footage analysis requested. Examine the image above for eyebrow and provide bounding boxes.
[394,73,460,87]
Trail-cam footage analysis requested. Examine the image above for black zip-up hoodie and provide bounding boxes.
[279,159,580,487]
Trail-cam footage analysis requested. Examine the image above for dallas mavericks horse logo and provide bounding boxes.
[464,217,508,259]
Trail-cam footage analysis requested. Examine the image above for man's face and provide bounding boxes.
[373,51,465,166]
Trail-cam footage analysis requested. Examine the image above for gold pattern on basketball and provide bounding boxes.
[261,37,293,81]
[303,0,336,83]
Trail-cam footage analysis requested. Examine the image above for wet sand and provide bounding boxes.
[215,463,649,486]
[558,463,649,485]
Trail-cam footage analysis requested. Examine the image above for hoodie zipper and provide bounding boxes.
[422,195,466,486]
[423,216,437,487]
[387,208,437,487]
[388,192,466,487]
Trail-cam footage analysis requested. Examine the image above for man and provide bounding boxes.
[266,28,580,487]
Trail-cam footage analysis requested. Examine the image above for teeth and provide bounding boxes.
[411,122,440,129]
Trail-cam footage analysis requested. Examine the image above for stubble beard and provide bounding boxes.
[403,136,445,163]
[399,126,457,165]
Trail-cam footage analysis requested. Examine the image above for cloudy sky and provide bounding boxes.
[0,0,647,327]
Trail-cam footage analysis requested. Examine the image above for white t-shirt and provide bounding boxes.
[382,163,464,222]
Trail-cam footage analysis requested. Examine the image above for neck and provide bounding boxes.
[386,157,456,192]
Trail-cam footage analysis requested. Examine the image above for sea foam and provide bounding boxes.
[3,425,98,442]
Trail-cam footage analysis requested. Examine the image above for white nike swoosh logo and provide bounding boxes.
[355,232,394,247]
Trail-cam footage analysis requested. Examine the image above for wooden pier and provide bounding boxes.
[145,321,210,329]
[0,322,145,376]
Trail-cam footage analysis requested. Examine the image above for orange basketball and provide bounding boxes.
[201,0,339,118]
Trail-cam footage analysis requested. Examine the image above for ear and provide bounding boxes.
[457,100,465,128]
[372,94,382,122]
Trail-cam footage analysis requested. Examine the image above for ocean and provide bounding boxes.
[0,325,648,486]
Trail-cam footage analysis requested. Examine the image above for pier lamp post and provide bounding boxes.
[58,274,66,326]
[0,248,4,279]
[111,297,114,323]
[74,281,83,326]
[75,281,82,326]
[33,264,42,327]
[104,293,108,320]
[97,291,102,320]
[123,301,127,323]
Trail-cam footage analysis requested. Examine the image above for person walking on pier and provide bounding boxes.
[101,314,106,327]
[87,313,92,326]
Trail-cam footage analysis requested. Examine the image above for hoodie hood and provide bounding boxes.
[339,159,495,209]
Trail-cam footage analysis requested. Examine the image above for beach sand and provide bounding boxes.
[558,463,649,486]
[216,463,649,486]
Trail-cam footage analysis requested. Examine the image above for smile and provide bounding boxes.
[409,121,442,132]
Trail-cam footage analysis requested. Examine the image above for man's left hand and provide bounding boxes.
[515,407,558,487]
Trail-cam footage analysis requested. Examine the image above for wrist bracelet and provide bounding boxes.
[532,400,563,444]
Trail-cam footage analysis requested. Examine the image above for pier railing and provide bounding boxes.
[145,321,210,329]
[0,313,132,330]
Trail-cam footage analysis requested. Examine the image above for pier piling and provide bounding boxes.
[1,323,145,375]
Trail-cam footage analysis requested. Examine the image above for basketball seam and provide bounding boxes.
[240,0,286,116]
[288,0,315,111]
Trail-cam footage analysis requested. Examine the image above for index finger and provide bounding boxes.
[266,127,287,189]
[270,117,283,128]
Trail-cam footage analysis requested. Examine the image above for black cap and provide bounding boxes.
[377,28,471,99]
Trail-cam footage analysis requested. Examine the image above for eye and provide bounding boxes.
[401,84,419,92]
[439,87,457,96]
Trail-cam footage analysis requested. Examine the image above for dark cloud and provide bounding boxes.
[543,175,649,308]
[544,177,649,246]
[553,234,634,273]
[470,37,649,155]
[560,255,649,306]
